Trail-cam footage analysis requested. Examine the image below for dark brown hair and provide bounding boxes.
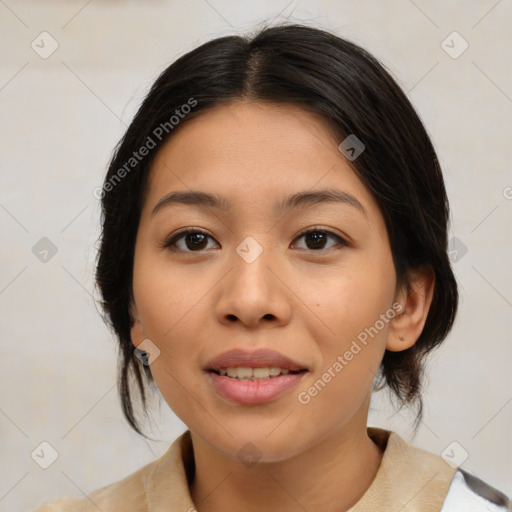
[94,22,458,436]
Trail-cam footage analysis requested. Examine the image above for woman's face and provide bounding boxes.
[130,100,403,461]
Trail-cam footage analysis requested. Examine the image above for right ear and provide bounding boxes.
[129,302,145,348]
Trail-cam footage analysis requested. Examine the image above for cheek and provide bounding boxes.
[135,293,205,425]
[133,247,210,342]
[296,295,394,429]
[133,225,258,408]
[317,249,396,339]
[132,251,217,406]
[307,248,396,389]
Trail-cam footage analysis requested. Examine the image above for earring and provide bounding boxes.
[134,348,150,366]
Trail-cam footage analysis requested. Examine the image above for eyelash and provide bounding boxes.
[162,227,348,253]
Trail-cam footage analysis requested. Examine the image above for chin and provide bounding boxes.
[192,419,314,463]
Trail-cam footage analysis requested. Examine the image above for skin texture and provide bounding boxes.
[130,100,435,511]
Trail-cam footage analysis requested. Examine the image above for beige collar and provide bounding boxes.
[346,427,456,511]
[146,427,456,511]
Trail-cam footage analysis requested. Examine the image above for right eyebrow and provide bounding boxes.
[152,191,232,218]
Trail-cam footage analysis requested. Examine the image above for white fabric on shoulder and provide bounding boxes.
[440,469,512,511]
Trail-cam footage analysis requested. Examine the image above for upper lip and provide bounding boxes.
[205,348,309,372]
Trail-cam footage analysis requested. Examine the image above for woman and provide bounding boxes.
[32,23,511,512]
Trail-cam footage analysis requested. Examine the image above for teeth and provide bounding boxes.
[216,367,292,379]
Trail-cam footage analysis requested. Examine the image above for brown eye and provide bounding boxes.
[182,232,208,251]
[163,229,218,252]
[293,228,347,251]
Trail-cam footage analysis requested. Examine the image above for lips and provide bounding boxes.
[204,348,310,404]
[204,348,309,373]
[207,371,307,404]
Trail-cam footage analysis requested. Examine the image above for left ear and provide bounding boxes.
[386,265,435,352]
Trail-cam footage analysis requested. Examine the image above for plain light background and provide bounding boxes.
[0,1,511,510]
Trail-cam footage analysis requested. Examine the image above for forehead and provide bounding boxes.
[143,100,380,222]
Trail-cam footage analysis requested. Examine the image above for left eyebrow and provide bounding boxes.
[151,188,367,219]
[274,188,367,218]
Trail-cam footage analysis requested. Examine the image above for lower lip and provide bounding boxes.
[206,371,307,405]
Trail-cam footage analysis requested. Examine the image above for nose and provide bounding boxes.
[214,239,292,329]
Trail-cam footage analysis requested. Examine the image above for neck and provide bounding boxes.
[189,419,383,512]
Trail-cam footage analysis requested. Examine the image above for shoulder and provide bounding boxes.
[29,452,161,512]
[440,468,512,511]
[364,428,511,511]
[387,430,512,511]
[30,430,196,512]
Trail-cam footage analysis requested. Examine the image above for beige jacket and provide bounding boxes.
[30,427,511,511]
